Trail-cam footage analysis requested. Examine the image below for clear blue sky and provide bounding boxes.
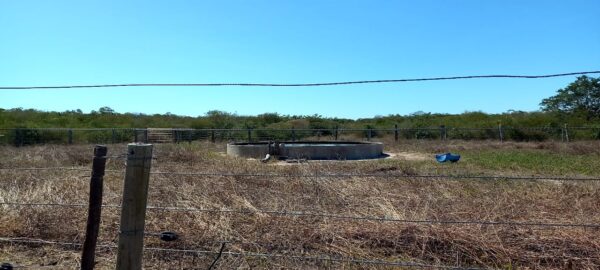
[1,1,599,119]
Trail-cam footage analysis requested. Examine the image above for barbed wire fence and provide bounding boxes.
[1,146,599,269]
[1,125,600,147]
[2,71,600,268]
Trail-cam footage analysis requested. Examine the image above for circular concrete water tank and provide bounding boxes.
[227,141,384,160]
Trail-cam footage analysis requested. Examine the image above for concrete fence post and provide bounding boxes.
[116,143,153,270]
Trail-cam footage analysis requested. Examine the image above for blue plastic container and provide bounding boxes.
[435,153,461,163]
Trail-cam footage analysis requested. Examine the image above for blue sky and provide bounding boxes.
[1,1,599,119]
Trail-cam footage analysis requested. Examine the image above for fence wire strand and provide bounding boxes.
[0,237,486,269]
[1,167,599,182]
[1,202,598,228]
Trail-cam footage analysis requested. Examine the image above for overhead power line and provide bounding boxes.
[0,71,598,89]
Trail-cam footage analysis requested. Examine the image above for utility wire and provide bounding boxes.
[1,202,598,228]
[1,71,598,89]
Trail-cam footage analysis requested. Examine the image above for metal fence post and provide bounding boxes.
[81,145,108,270]
[68,129,73,144]
[116,143,153,270]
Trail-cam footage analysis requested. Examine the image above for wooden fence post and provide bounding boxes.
[291,127,296,142]
[14,128,23,147]
[68,129,73,144]
[564,124,569,142]
[116,143,153,270]
[367,128,372,141]
[334,126,339,141]
[440,125,446,141]
[112,129,117,144]
[211,130,215,143]
[394,124,399,142]
[134,129,138,143]
[498,124,504,143]
[247,129,252,142]
[143,129,149,143]
[81,145,108,270]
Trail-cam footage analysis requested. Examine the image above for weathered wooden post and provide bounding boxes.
[498,123,504,143]
[134,129,138,143]
[334,126,339,141]
[211,130,215,143]
[291,127,296,142]
[112,129,117,144]
[564,124,570,142]
[143,129,149,143]
[394,124,399,142]
[81,145,108,270]
[247,128,252,142]
[14,128,23,147]
[440,125,447,141]
[367,128,372,141]
[68,129,73,144]
[116,143,153,270]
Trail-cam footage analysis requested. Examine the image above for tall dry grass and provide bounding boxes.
[0,141,599,269]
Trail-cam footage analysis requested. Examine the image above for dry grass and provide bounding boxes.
[1,140,600,269]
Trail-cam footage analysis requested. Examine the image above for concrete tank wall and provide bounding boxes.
[226,143,270,159]
[227,141,384,160]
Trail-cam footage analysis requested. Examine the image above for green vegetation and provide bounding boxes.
[0,108,598,130]
[464,150,600,176]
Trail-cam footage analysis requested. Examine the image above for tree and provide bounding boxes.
[540,76,600,120]
[98,106,115,114]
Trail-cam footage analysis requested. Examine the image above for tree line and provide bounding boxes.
[1,76,598,131]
